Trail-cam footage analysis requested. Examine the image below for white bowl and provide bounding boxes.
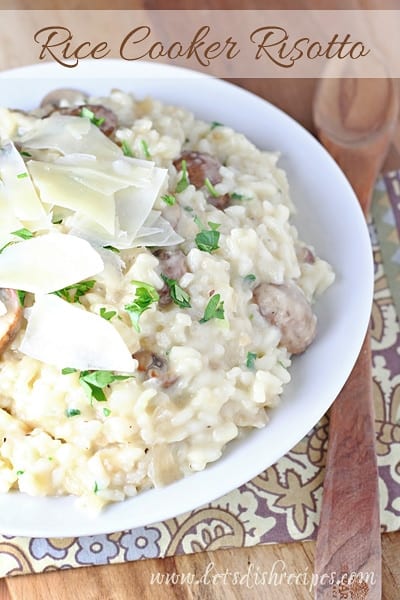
[0,60,373,537]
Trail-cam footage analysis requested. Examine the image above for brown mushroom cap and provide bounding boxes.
[0,289,23,355]
[253,282,317,354]
[40,88,88,108]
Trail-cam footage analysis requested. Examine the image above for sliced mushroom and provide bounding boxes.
[154,248,187,307]
[208,193,231,210]
[155,248,186,281]
[253,282,317,354]
[40,88,88,109]
[132,349,177,388]
[51,104,118,138]
[173,151,222,188]
[0,289,23,355]
[173,151,231,211]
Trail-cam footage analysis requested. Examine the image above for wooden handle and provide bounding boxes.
[314,335,381,599]
[314,77,398,214]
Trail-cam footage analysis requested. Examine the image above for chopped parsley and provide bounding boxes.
[16,172,28,180]
[204,177,219,198]
[124,281,159,332]
[52,216,63,225]
[99,307,117,321]
[176,159,190,193]
[141,139,151,159]
[161,274,191,308]
[121,140,133,157]
[53,279,96,303]
[161,194,176,206]
[199,293,225,324]
[103,407,111,417]
[65,408,81,418]
[17,290,26,307]
[210,121,223,130]
[246,351,257,369]
[0,242,13,254]
[243,273,256,284]
[1,228,35,253]
[103,245,120,253]
[194,218,220,253]
[93,481,99,494]
[80,107,105,127]
[19,150,32,157]
[16,470,24,476]
[11,228,33,240]
[62,368,132,403]
[230,192,252,201]
[61,367,77,375]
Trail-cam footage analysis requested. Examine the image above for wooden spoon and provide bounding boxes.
[313,76,398,600]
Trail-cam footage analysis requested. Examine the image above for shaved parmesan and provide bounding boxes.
[0,233,104,294]
[28,161,116,234]
[63,166,169,250]
[133,212,184,247]
[20,294,136,373]
[116,167,167,237]
[55,154,154,193]
[19,115,121,160]
[0,140,46,222]
[0,184,23,239]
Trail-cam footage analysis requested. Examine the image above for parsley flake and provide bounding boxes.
[204,177,219,198]
[17,172,28,180]
[103,245,120,253]
[65,408,81,418]
[210,121,223,130]
[99,307,117,321]
[17,290,26,307]
[93,481,99,493]
[161,274,191,308]
[80,107,105,127]
[246,351,257,369]
[11,228,33,240]
[16,470,24,476]
[141,139,151,159]
[176,159,190,193]
[161,194,176,206]
[61,368,77,375]
[199,293,225,323]
[53,279,96,303]
[19,150,32,157]
[63,369,132,404]
[230,192,252,201]
[121,140,133,157]
[103,407,111,417]
[0,242,14,254]
[243,274,256,284]
[124,281,159,332]
[194,218,220,253]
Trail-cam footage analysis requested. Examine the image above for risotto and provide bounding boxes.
[0,89,334,512]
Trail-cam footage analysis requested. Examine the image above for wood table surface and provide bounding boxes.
[1,1,400,598]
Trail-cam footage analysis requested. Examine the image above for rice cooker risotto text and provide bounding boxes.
[0,89,334,512]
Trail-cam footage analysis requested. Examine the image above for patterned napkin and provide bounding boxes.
[0,174,399,577]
